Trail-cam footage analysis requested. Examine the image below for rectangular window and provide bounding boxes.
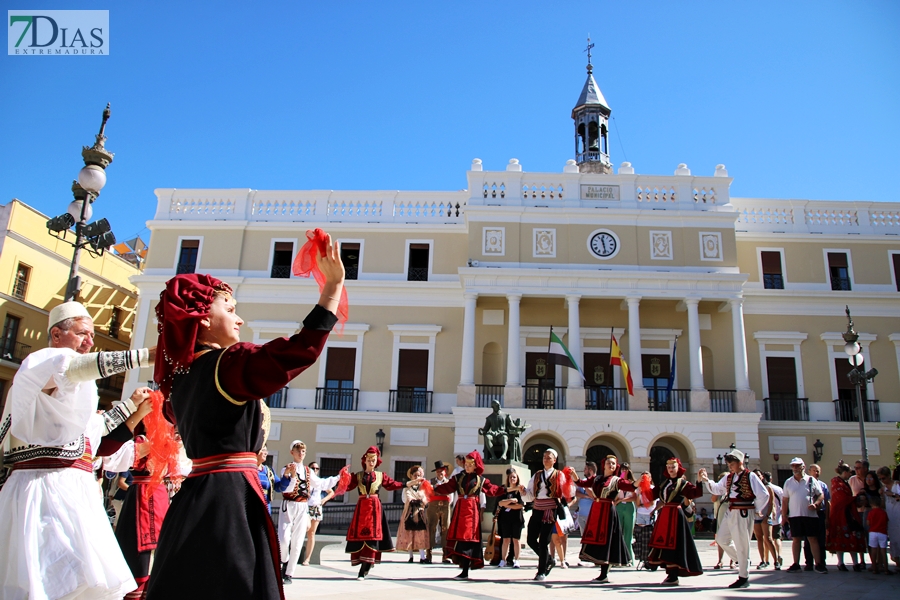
[827,252,851,291]
[761,251,784,289]
[893,253,900,292]
[109,307,121,339]
[177,239,200,274]
[271,242,293,279]
[321,347,357,410]
[394,349,429,412]
[392,460,420,503]
[340,243,360,280]
[407,244,429,281]
[12,263,30,300]
[1,315,21,361]
[319,456,349,503]
[765,357,798,398]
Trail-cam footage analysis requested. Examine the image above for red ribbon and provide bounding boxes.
[142,390,180,500]
[292,228,348,332]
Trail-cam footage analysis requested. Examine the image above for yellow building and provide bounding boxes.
[127,64,900,509]
[0,199,141,410]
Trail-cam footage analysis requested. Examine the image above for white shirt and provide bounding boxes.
[768,484,784,523]
[782,474,822,519]
[704,469,770,514]
[280,461,331,505]
[522,468,557,503]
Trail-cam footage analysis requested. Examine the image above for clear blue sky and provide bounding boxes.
[2,1,898,244]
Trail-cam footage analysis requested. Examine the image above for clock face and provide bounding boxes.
[589,231,618,258]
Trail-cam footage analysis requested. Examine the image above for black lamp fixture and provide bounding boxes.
[842,306,877,461]
[375,428,385,453]
[813,438,824,464]
[716,454,723,466]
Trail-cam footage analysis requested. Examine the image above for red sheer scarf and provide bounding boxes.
[292,228,349,332]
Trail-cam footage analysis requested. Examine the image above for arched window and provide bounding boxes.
[588,121,599,151]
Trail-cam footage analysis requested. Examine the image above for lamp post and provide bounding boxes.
[375,428,385,454]
[842,306,878,462]
[812,438,824,464]
[46,104,116,302]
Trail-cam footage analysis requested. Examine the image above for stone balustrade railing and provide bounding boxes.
[732,198,900,235]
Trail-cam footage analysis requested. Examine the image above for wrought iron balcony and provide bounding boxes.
[264,387,289,408]
[523,385,565,410]
[763,273,784,289]
[833,398,880,422]
[0,341,30,364]
[475,385,504,408]
[315,387,359,411]
[584,386,628,410]
[648,389,691,412]
[710,390,736,413]
[407,267,428,281]
[176,261,196,275]
[270,265,291,279]
[830,276,852,291]
[764,397,809,421]
[389,388,432,413]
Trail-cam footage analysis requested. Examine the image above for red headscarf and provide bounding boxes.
[360,446,382,469]
[465,450,485,476]
[153,274,233,397]
[292,229,349,332]
[666,457,686,479]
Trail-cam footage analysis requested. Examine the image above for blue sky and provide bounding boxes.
[2,1,898,244]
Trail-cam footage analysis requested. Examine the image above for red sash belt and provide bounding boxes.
[10,439,93,474]
[431,495,451,502]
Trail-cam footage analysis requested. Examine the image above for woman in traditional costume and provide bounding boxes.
[827,461,866,570]
[396,464,432,563]
[145,230,345,600]
[432,450,510,578]
[339,446,406,579]
[115,434,172,600]
[646,457,703,585]
[576,455,633,583]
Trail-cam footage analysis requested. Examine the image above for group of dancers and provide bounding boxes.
[0,227,778,599]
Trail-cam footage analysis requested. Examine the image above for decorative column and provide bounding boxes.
[566,295,583,390]
[504,294,523,408]
[459,293,477,385]
[626,296,644,387]
[730,298,750,391]
[684,297,705,390]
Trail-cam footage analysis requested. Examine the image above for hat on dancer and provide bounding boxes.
[544,447,559,460]
[48,301,91,332]
[432,460,451,472]
[154,273,234,397]
[666,457,686,478]
[724,447,746,465]
[406,465,423,480]
[464,450,485,475]
[361,446,382,468]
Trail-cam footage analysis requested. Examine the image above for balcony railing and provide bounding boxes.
[319,502,403,533]
[475,384,504,408]
[763,273,784,289]
[830,276,851,291]
[344,264,359,280]
[265,387,289,408]
[407,267,428,281]
[523,385,565,410]
[585,386,628,410]
[648,389,690,412]
[12,276,28,300]
[834,398,880,422]
[270,265,291,279]
[0,341,30,364]
[389,388,432,413]
[97,373,125,394]
[315,387,359,411]
[176,262,196,275]
[764,397,809,421]
[710,389,736,413]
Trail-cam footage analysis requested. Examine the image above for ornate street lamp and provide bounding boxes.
[842,306,878,461]
[812,438,824,464]
[45,104,117,302]
[375,428,385,453]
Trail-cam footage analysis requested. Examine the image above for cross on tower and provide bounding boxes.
[585,36,594,66]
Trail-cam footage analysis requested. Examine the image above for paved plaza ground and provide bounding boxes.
[282,535,899,599]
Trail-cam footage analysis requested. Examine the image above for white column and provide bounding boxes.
[459,293,477,385]
[684,297,705,391]
[730,298,750,391]
[566,295,583,389]
[506,294,522,386]
[626,296,644,388]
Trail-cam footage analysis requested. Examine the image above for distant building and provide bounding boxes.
[0,199,142,410]
[129,60,900,494]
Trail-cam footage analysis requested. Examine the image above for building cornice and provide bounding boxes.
[270,408,455,427]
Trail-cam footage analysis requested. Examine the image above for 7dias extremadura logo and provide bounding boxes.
[8,10,108,55]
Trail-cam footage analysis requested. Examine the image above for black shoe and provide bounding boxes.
[852,564,863,572]
[545,557,555,576]
[593,575,610,584]
[815,565,828,574]
[442,558,452,564]
[534,573,547,581]
[728,577,749,589]
[804,564,814,572]
[837,564,849,572]
[787,564,802,572]
[421,558,432,564]
[408,557,414,563]
[282,575,292,585]
[660,575,679,586]
[454,571,468,579]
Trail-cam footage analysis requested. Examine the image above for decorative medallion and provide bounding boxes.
[533,228,556,258]
[699,232,723,261]
[483,227,505,256]
[650,231,673,260]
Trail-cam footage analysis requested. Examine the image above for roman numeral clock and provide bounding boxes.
[588,229,620,259]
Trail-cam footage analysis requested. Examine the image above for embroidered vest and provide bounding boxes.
[357,471,383,497]
[726,469,756,508]
[533,469,560,498]
[282,465,311,501]
[456,473,484,498]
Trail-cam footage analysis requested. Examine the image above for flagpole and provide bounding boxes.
[605,326,615,409]
[547,326,554,409]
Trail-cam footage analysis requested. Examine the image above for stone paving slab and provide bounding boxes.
[282,535,899,600]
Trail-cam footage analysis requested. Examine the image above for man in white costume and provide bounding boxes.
[275,440,341,583]
[699,447,770,589]
[0,301,155,600]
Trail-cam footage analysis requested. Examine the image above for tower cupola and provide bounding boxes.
[572,38,612,174]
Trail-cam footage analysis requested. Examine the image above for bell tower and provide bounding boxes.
[572,38,612,174]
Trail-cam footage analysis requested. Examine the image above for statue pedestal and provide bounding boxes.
[480,460,529,532]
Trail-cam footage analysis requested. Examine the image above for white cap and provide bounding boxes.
[790,457,805,466]
[544,448,558,459]
[48,301,91,332]
[290,440,305,449]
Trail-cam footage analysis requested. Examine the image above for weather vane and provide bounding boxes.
[585,36,594,66]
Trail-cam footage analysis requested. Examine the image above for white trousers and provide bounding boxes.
[715,507,755,578]
[279,501,310,576]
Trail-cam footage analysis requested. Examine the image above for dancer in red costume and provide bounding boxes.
[649,457,704,586]
[432,450,511,579]
[337,446,408,579]
[827,461,866,569]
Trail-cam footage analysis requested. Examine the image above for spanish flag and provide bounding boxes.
[609,335,634,396]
